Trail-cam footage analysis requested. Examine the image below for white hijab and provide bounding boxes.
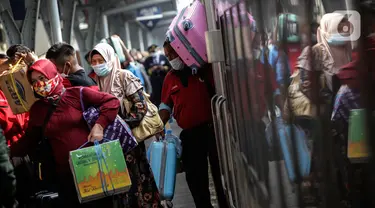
[91,43,123,94]
[317,13,351,70]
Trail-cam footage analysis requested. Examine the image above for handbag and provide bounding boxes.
[79,87,138,153]
[120,72,164,142]
[283,69,318,119]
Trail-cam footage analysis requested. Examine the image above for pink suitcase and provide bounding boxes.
[166,1,208,71]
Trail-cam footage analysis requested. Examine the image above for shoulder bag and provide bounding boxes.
[120,71,164,142]
[79,87,138,153]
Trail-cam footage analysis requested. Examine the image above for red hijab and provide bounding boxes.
[27,59,65,99]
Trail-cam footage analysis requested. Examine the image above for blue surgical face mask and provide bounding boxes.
[327,33,349,46]
[92,63,111,77]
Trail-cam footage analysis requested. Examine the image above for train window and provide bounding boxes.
[209,0,375,208]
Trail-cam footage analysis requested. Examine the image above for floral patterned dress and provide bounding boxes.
[119,90,162,208]
[97,69,162,208]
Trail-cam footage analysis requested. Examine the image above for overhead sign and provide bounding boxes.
[136,6,163,31]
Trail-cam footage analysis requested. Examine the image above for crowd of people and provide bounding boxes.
[0,6,374,208]
[0,31,228,208]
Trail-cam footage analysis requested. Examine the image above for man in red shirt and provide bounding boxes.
[0,54,29,145]
[159,40,228,208]
[0,53,30,207]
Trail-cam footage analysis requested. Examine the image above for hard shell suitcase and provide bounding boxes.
[276,13,302,74]
[29,191,59,208]
[166,0,208,71]
[147,134,177,200]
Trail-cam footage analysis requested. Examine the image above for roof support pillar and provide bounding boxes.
[47,0,63,43]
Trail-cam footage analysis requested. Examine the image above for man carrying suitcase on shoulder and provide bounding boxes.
[158,40,228,208]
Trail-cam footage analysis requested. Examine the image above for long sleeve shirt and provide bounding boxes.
[11,87,120,174]
[0,90,29,146]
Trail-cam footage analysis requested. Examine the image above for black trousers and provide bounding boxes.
[180,123,228,208]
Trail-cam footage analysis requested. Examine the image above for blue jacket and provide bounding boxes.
[127,62,145,87]
[266,45,291,86]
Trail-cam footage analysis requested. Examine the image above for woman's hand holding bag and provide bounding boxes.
[79,87,138,154]
[88,123,104,142]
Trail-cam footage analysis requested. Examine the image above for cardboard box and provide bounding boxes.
[347,109,370,163]
[69,140,131,203]
[0,63,37,114]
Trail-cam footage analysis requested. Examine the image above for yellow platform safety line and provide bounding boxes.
[9,58,28,112]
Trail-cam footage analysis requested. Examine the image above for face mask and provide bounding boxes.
[61,62,71,78]
[327,33,349,46]
[33,75,59,97]
[92,63,111,77]
[169,57,184,70]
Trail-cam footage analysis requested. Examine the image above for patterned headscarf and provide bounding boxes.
[27,59,64,100]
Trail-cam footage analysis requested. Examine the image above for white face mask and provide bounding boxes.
[169,57,184,70]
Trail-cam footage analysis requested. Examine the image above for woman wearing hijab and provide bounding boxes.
[285,13,352,119]
[90,43,162,208]
[10,59,120,207]
[296,13,351,104]
[284,13,352,206]
[331,35,375,207]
